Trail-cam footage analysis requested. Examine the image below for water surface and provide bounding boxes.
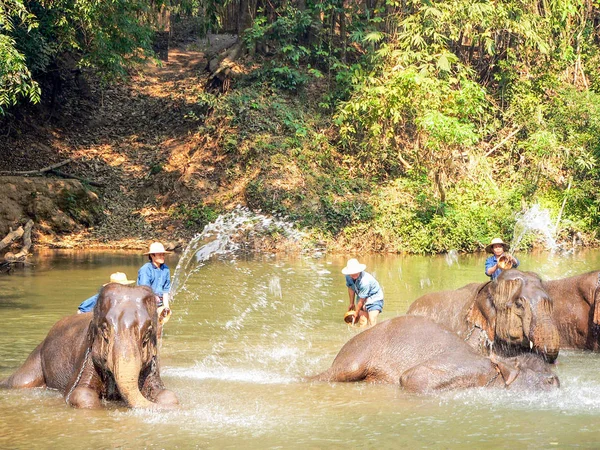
[1,249,600,448]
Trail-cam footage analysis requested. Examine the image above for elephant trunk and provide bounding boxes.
[530,303,560,363]
[112,343,155,409]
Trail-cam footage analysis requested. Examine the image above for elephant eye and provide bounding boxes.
[514,298,524,309]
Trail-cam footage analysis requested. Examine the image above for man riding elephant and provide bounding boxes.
[407,269,560,363]
[0,284,178,410]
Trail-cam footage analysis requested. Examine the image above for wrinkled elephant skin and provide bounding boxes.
[0,284,179,410]
[407,269,560,363]
[544,270,600,350]
[310,315,559,392]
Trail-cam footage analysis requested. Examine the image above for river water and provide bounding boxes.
[2,248,600,448]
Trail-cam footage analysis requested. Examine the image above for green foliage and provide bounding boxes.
[1,0,161,113]
[171,204,220,230]
[0,0,40,112]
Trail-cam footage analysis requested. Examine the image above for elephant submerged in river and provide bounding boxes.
[0,284,178,409]
[310,315,559,392]
[406,269,560,363]
[543,270,600,350]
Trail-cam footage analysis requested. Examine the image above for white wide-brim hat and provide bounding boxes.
[103,272,136,286]
[485,237,509,254]
[143,242,172,255]
[341,258,367,275]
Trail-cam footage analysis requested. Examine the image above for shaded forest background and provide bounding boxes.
[2,0,600,253]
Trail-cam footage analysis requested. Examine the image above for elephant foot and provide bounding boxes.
[66,386,102,409]
[154,389,179,409]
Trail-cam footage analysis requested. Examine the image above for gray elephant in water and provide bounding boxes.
[543,270,600,350]
[310,315,559,392]
[0,284,178,409]
[406,269,561,363]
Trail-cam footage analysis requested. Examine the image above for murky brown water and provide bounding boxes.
[2,248,600,448]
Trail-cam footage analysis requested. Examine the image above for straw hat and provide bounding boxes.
[103,272,136,286]
[485,238,509,254]
[143,242,172,255]
[341,258,366,275]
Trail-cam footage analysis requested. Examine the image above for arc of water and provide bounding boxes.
[170,206,304,299]
[510,204,558,254]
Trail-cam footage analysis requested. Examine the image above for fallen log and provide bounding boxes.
[0,226,25,252]
[7,220,34,261]
[0,159,72,176]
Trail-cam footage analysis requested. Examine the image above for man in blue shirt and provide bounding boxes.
[485,237,519,280]
[342,258,384,326]
[138,242,172,317]
[78,272,136,313]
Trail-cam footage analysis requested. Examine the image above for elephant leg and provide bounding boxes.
[67,386,102,409]
[0,343,45,388]
[140,369,179,407]
[154,389,179,408]
[310,363,370,383]
[400,356,490,393]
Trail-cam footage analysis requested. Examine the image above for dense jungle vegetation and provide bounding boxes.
[2,0,600,253]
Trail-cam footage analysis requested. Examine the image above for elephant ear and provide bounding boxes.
[492,276,522,311]
[491,355,520,386]
[467,285,496,342]
[593,273,600,325]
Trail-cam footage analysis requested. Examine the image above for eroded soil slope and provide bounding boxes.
[0,36,238,249]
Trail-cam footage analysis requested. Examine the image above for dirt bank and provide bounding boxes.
[0,36,242,252]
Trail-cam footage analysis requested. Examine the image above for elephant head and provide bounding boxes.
[467,269,560,363]
[89,284,162,408]
[489,353,560,391]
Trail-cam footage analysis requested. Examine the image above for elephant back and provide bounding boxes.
[406,283,483,334]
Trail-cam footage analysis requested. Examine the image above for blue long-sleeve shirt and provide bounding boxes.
[345,271,384,305]
[78,293,99,313]
[485,254,519,280]
[137,262,171,296]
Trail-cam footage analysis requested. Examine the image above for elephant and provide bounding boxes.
[310,315,560,393]
[0,284,178,409]
[406,269,560,363]
[543,270,600,350]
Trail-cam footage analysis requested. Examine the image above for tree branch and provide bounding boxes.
[0,159,72,176]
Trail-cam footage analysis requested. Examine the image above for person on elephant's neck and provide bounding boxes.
[150,252,165,268]
[484,237,519,280]
[342,258,384,327]
[138,242,172,318]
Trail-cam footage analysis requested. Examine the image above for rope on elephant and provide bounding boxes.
[65,346,91,405]
[484,369,500,387]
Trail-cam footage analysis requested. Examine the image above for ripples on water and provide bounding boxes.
[3,208,600,447]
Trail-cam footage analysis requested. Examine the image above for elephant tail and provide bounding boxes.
[593,272,600,325]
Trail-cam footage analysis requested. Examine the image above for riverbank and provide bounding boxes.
[1,32,598,255]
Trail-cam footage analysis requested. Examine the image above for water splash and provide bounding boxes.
[445,250,459,266]
[511,204,558,253]
[171,206,305,299]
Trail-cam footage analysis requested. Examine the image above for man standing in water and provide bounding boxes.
[138,242,172,319]
[343,258,384,326]
[485,237,519,280]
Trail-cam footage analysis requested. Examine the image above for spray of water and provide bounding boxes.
[510,204,558,253]
[445,250,459,266]
[171,206,305,299]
